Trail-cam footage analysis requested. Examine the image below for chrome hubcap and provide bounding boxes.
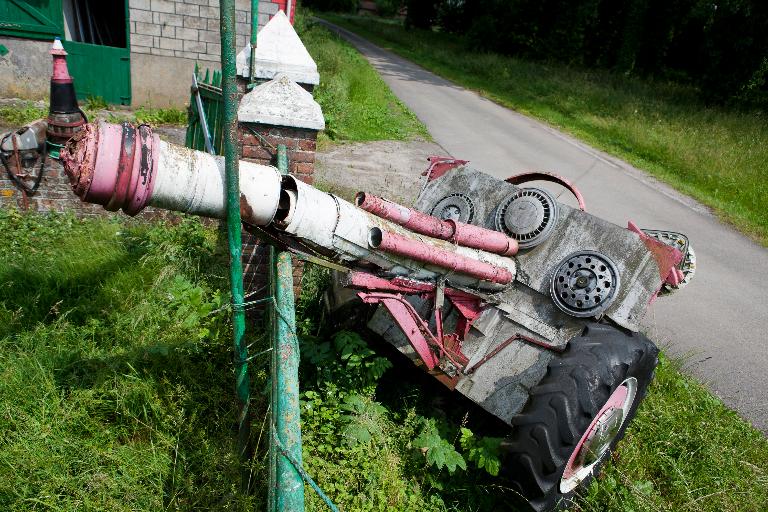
[559,377,638,494]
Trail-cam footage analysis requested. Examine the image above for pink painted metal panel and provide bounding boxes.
[422,155,469,181]
[627,221,683,283]
[358,292,440,369]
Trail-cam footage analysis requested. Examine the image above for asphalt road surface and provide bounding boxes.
[319,20,768,433]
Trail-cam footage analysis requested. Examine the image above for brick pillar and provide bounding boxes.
[237,74,324,303]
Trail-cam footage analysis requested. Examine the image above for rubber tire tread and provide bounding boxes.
[500,323,659,511]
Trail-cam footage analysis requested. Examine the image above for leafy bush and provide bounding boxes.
[405,0,440,29]
[397,0,768,107]
[375,0,403,17]
[134,106,188,126]
[302,0,358,12]
[413,418,466,473]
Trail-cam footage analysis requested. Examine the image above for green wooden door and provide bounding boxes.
[0,0,63,40]
[0,0,131,106]
[62,41,131,105]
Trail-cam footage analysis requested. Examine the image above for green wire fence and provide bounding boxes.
[186,2,331,509]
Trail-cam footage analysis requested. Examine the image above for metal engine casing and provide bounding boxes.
[341,165,669,426]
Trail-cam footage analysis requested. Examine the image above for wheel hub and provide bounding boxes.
[577,406,624,468]
[431,194,475,223]
[560,377,638,494]
[495,187,558,249]
[550,251,620,318]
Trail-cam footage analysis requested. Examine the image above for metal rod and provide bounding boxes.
[192,72,215,154]
[250,0,259,81]
[273,144,305,510]
[219,0,251,482]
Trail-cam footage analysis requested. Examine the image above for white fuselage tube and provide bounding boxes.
[278,177,516,290]
[151,141,282,224]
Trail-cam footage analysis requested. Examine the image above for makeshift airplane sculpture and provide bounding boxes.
[60,121,694,511]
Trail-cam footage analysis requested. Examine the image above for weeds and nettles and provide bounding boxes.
[0,209,261,510]
[0,102,47,126]
[134,106,188,126]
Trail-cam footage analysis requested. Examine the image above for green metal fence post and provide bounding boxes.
[219,0,251,477]
[273,144,304,511]
[249,0,259,82]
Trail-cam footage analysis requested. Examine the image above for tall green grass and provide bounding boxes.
[321,14,768,245]
[0,209,266,510]
[2,208,767,511]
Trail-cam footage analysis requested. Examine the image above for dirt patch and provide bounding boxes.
[315,139,447,206]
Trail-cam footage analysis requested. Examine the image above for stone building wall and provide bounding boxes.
[0,1,292,107]
[128,0,281,64]
[129,0,285,106]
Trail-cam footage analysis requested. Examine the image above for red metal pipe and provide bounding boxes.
[356,192,518,256]
[369,228,513,285]
[345,271,479,300]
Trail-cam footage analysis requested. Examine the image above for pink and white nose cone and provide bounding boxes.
[61,121,282,223]
[50,38,71,82]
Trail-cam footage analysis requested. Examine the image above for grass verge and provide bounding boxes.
[298,15,430,144]
[0,210,265,510]
[0,100,187,129]
[1,211,767,511]
[320,14,768,245]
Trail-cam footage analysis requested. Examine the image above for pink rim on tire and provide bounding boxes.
[559,377,638,493]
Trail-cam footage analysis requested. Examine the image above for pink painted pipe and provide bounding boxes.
[369,228,513,285]
[62,121,159,216]
[356,192,518,257]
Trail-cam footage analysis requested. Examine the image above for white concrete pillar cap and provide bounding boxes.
[238,73,325,131]
[236,10,320,85]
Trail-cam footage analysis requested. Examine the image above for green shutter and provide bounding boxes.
[0,0,63,40]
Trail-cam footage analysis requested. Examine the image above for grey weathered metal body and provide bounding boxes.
[357,165,669,425]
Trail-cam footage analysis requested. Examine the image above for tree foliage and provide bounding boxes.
[410,0,768,106]
[303,0,358,13]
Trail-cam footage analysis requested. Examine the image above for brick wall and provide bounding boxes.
[240,125,317,184]
[0,158,99,214]
[128,0,282,63]
[0,156,172,220]
[239,122,318,302]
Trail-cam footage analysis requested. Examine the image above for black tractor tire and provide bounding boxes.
[501,323,659,511]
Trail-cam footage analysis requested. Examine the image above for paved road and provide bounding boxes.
[320,20,768,433]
